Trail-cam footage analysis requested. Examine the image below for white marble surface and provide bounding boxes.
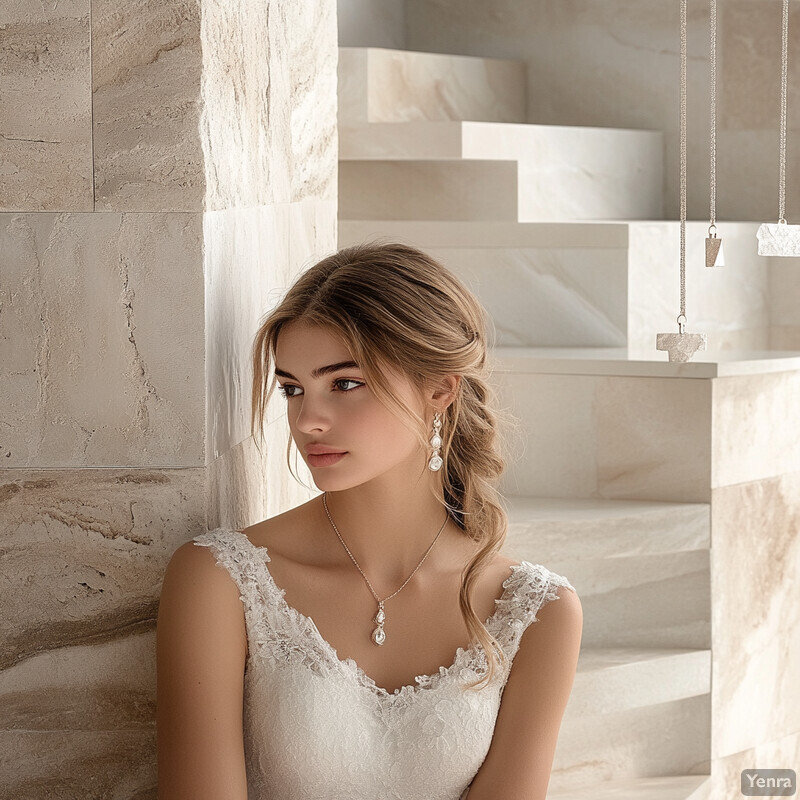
[338,47,526,125]
[0,212,205,467]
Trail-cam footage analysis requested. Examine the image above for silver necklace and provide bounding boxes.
[322,491,449,646]
[705,0,724,268]
[656,0,708,362]
[757,0,800,256]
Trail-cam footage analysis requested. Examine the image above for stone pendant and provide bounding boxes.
[371,602,386,646]
[705,234,724,267]
[757,221,800,256]
[656,315,708,362]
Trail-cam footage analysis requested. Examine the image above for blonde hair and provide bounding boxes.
[250,241,521,690]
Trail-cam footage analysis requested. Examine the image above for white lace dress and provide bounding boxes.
[193,528,575,800]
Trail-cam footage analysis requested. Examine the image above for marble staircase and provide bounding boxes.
[337,46,800,799]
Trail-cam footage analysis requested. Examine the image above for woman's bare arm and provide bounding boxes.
[156,541,249,800]
[466,585,583,800]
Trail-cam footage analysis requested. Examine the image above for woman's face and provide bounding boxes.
[274,321,429,489]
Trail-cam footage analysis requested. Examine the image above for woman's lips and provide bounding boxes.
[307,452,347,467]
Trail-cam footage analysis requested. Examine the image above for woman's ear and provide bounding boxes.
[430,374,461,409]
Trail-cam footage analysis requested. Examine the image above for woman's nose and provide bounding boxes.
[293,398,331,433]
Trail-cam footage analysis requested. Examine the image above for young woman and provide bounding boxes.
[156,242,583,800]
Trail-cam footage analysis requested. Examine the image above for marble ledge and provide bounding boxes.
[490,347,800,378]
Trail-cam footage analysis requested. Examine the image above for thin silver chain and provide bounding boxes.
[778,0,789,223]
[709,0,718,228]
[322,491,449,605]
[680,0,687,317]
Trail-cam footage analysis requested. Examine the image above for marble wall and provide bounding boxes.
[0,0,336,794]
[404,0,800,224]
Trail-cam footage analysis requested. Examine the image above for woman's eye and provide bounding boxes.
[277,379,363,398]
[335,379,363,392]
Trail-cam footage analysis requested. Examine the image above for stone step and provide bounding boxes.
[501,494,710,648]
[566,646,710,717]
[338,47,527,125]
[502,495,709,561]
[338,219,778,351]
[551,689,710,788]
[546,774,711,799]
[340,122,663,222]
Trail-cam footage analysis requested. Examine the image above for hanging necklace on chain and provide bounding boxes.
[322,491,449,646]
[657,0,708,362]
[705,0,724,267]
[757,0,800,256]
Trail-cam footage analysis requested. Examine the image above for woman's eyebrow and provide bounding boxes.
[274,360,360,380]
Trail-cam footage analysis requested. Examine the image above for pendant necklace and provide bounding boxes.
[657,0,708,362]
[322,491,449,646]
[706,0,724,268]
[757,0,800,256]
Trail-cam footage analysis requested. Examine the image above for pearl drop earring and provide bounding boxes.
[428,411,443,471]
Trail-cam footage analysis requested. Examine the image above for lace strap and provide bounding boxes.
[191,529,288,650]
[489,561,576,664]
[192,529,338,672]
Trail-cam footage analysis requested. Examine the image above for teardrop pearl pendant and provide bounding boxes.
[371,601,386,646]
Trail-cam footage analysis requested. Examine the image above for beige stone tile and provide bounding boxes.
[712,371,800,486]
[0,466,204,669]
[92,0,204,211]
[0,630,155,729]
[710,471,800,758]
[710,728,800,799]
[0,729,155,797]
[0,212,204,467]
[0,0,93,211]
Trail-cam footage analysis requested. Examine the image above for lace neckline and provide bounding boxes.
[218,527,530,702]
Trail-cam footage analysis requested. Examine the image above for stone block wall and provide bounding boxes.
[0,0,337,793]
